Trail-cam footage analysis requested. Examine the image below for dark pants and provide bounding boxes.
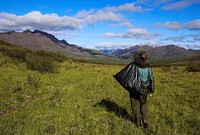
[129,88,149,127]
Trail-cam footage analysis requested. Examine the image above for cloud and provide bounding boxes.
[119,22,134,28]
[125,28,160,39]
[0,11,82,32]
[102,28,160,39]
[185,19,200,30]
[192,34,200,41]
[164,35,185,42]
[105,2,142,12]
[75,9,95,19]
[136,0,174,6]
[164,34,200,42]
[110,21,134,28]
[177,41,200,50]
[83,10,124,25]
[162,0,200,10]
[156,19,200,31]
[136,0,200,10]
[103,33,122,38]
[0,9,125,32]
[138,40,165,47]
[156,22,183,30]
[95,42,137,50]
[95,40,166,50]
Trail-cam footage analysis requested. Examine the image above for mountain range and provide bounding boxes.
[0,30,110,59]
[102,45,200,60]
[0,30,199,60]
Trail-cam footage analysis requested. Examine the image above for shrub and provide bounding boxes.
[186,63,200,72]
[9,48,28,61]
[34,50,66,62]
[26,54,58,73]
[1,46,26,62]
[0,41,66,73]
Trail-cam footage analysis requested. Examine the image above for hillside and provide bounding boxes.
[0,30,110,59]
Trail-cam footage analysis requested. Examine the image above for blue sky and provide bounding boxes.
[0,0,200,50]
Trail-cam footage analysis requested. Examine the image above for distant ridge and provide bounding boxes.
[101,45,200,60]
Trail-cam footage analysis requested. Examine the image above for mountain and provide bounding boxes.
[1,30,199,61]
[0,30,108,59]
[103,45,200,60]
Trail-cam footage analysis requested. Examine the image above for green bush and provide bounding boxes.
[26,54,58,73]
[0,41,67,73]
[186,63,200,72]
[34,50,66,62]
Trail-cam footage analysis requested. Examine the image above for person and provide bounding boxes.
[129,51,155,128]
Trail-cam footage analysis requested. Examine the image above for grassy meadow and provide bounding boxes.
[0,44,200,134]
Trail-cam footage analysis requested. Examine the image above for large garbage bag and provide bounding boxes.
[113,62,144,95]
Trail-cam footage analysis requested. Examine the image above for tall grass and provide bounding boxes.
[0,40,67,73]
[0,51,199,135]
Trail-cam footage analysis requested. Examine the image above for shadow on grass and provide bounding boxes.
[94,99,132,122]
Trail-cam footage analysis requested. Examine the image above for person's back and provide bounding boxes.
[134,52,154,93]
[130,51,155,128]
[138,67,154,92]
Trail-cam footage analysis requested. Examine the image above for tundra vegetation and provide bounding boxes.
[0,41,199,135]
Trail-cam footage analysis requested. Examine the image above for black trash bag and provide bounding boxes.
[113,62,144,95]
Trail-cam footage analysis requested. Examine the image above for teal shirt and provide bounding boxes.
[138,67,155,93]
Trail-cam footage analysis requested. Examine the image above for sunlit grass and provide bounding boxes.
[0,54,199,135]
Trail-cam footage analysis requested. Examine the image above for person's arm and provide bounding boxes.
[149,68,155,93]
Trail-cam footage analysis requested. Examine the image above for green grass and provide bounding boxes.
[0,52,200,135]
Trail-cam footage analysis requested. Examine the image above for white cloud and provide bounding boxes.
[75,9,95,19]
[103,33,122,38]
[84,10,124,25]
[112,21,134,28]
[95,42,137,50]
[0,11,82,32]
[136,0,174,6]
[102,28,160,39]
[164,34,200,42]
[124,28,160,39]
[138,40,165,47]
[95,40,166,50]
[185,19,200,30]
[164,35,185,42]
[162,0,200,10]
[156,21,183,30]
[136,0,200,10]
[0,9,125,32]
[105,3,142,12]
[177,41,200,50]
[120,22,134,28]
[156,19,200,31]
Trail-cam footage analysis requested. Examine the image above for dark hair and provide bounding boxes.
[139,51,147,58]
